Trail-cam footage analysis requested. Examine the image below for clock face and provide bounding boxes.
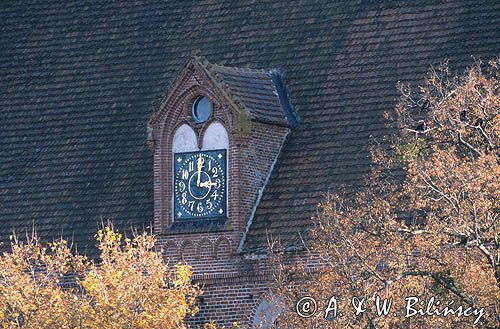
[173,149,227,220]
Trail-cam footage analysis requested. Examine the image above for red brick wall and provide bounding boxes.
[188,273,271,328]
[150,59,291,327]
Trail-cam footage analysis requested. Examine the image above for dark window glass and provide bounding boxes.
[192,96,211,123]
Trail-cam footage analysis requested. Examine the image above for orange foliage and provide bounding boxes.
[272,58,499,328]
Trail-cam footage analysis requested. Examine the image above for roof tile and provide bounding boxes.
[0,0,498,256]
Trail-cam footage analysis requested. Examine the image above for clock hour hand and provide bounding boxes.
[196,154,204,186]
[199,181,217,188]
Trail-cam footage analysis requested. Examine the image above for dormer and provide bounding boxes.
[148,56,297,241]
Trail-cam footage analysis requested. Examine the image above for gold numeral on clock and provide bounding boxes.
[179,181,186,192]
[176,151,225,218]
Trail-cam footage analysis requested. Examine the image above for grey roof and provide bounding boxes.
[207,62,298,127]
[1,0,499,255]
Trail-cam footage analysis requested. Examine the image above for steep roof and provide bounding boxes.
[149,56,297,128]
[207,62,298,127]
[0,1,499,255]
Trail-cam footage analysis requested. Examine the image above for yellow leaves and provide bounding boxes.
[203,321,240,329]
[0,235,76,328]
[0,226,201,329]
[77,226,201,328]
[80,272,98,295]
[204,322,218,329]
[172,263,192,287]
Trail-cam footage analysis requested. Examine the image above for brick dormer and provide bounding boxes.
[148,56,297,262]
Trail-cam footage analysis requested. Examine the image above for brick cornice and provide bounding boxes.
[192,269,273,285]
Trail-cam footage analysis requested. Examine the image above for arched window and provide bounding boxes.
[172,124,197,153]
[202,121,228,150]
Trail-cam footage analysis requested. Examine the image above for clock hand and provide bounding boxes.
[199,181,218,188]
[196,154,204,186]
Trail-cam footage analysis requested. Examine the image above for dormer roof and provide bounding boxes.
[149,56,298,129]
[206,61,298,128]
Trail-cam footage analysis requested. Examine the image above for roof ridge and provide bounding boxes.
[207,62,271,76]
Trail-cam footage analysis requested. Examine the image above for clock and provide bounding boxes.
[173,149,227,220]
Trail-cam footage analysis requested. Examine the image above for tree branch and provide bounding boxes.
[457,131,482,156]
[383,270,474,306]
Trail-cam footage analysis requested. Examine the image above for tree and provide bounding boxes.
[272,58,499,328]
[0,226,201,328]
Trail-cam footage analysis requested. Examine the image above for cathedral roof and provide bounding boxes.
[0,0,498,255]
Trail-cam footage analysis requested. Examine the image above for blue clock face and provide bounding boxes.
[173,149,227,220]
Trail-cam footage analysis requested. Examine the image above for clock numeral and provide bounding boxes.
[211,190,219,200]
[175,150,226,219]
[178,181,186,192]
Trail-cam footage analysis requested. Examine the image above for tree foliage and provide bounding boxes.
[0,227,201,329]
[272,58,499,328]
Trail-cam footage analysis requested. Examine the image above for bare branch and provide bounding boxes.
[383,271,474,306]
[458,131,482,156]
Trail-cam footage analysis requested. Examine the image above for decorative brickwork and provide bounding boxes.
[149,57,293,327]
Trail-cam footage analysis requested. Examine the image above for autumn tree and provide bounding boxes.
[272,58,499,328]
[0,226,201,328]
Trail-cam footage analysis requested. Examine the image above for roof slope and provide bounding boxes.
[207,62,297,127]
[0,1,499,255]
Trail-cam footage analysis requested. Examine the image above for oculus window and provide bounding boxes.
[192,96,211,123]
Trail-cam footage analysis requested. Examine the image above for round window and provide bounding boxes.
[192,96,211,123]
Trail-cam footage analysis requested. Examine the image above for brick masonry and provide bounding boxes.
[149,57,291,327]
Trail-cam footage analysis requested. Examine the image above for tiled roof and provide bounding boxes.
[1,1,499,255]
[206,62,298,127]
